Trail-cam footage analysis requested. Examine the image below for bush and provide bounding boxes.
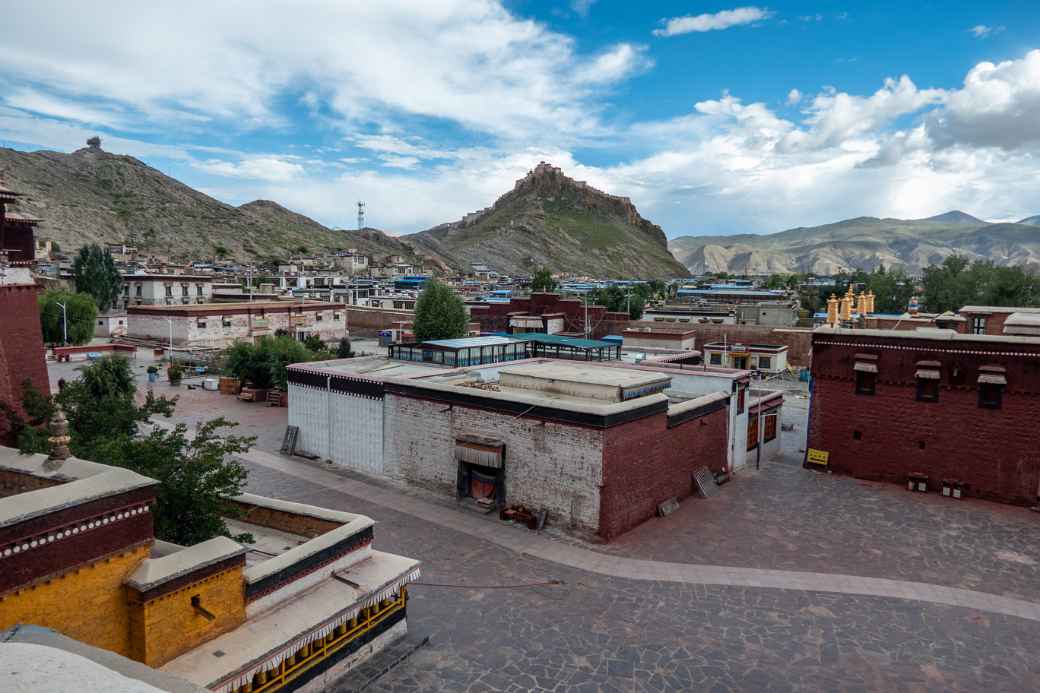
[336,337,355,359]
[303,334,325,353]
[223,336,317,390]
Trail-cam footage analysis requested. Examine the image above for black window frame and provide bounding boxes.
[978,382,1003,409]
[916,378,939,402]
[972,316,986,335]
[855,370,876,396]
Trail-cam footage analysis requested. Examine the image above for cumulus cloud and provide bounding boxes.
[786,89,802,105]
[571,0,597,18]
[653,7,772,37]
[926,49,1040,150]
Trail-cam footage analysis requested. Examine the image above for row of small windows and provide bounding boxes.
[854,369,1004,409]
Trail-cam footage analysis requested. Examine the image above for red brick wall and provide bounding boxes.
[958,311,1012,336]
[807,333,1040,504]
[599,405,728,539]
[0,284,51,445]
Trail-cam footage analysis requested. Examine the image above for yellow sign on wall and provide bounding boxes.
[807,448,830,466]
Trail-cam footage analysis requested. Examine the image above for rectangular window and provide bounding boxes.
[855,370,876,395]
[737,386,746,414]
[136,284,142,297]
[709,352,723,366]
[315,313,323,322]
[181,284,189,297]
[757,356,771,370]
[916,378,939,402]
[746,415,759,451]
[165,285,173,297]
[972,316,986,335]
[979,383,1003,409]
[196,284,204,297]
[764,414,777,442]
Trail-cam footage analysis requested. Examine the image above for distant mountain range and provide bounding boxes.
[669,211,1040,275]
[404,162,689,278]
[0,145,418,262]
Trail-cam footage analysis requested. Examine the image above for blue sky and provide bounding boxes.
[0,1,1038,238]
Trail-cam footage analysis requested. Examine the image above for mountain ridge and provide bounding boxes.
[669,211,1040,275]
[403,162,688,278]
[0,145,418,262]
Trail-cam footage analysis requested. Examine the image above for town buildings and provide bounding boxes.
[703,342,790,373]
[122,273,214,308]
[806,326,1040,504]
[0,447,420,693]
[126,301,347,349]
[468,292,630,339]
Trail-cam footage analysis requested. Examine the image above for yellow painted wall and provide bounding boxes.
[0,545,150,657]
[129,564,246,667]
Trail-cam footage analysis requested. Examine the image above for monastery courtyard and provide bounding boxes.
[48,358,1040,691]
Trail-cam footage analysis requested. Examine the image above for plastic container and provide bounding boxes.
[203,378,219,391]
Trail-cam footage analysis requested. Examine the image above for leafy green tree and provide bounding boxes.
[864,265,915,313]
[39,289,97,344]
[0,379,56,454]
[413,280,468,341]
[98,420,252,545]
[336,337,355,358]
[303,333,325,353]
[55,356,251,545]
[531,267,557,293]
[588,286,645,320]
[72,244,122,312]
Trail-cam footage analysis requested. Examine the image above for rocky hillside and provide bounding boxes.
[403,163,689,278]
[0,144,417,262]
[669,212,1040,275]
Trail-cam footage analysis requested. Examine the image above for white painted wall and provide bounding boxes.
[288,383,385,476]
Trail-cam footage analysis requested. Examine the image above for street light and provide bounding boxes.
[166,318,174,364]
[55,301,68,345]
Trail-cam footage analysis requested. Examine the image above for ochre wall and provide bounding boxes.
[129,564,246,667]
[0,545,150,657]
[599,405,729,540]
[0,284,51,445]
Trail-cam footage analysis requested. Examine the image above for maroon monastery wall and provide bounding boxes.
[599,403,728,540]
[0,284,51,445]
[807,333,1040,504]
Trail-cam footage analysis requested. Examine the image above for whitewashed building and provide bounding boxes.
[126,300,347,348]
[121,273,214,309]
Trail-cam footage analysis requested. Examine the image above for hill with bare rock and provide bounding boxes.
[0,144,418,262]
[669,212,1040,275]
[403,162,689,278]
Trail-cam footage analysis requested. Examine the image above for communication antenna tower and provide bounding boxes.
[357,201,366,230]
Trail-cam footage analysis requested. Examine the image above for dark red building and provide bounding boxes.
[468,292,630,339]
[0,180,49,445]
[806,327,1040,505]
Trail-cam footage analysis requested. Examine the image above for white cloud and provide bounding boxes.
[0,1,643,143]
[194,157,304,182]
[653,7,773,37]
[786,89,802,105]
[926,49,1040,150]
[969,25,1004,38]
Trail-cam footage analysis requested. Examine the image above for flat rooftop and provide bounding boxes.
[292,355,447,380]
[814,325,1040,345]
[499,362,670,390]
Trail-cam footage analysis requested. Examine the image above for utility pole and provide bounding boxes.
[357,201,366,231]
[55,301,68,345]
[166,318,173,363]
[584,293,590,339]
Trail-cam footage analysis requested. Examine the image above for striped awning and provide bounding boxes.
[455,439,504,468]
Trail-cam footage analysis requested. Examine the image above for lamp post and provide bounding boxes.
[55,301,68,345]
[166,318,173,364]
